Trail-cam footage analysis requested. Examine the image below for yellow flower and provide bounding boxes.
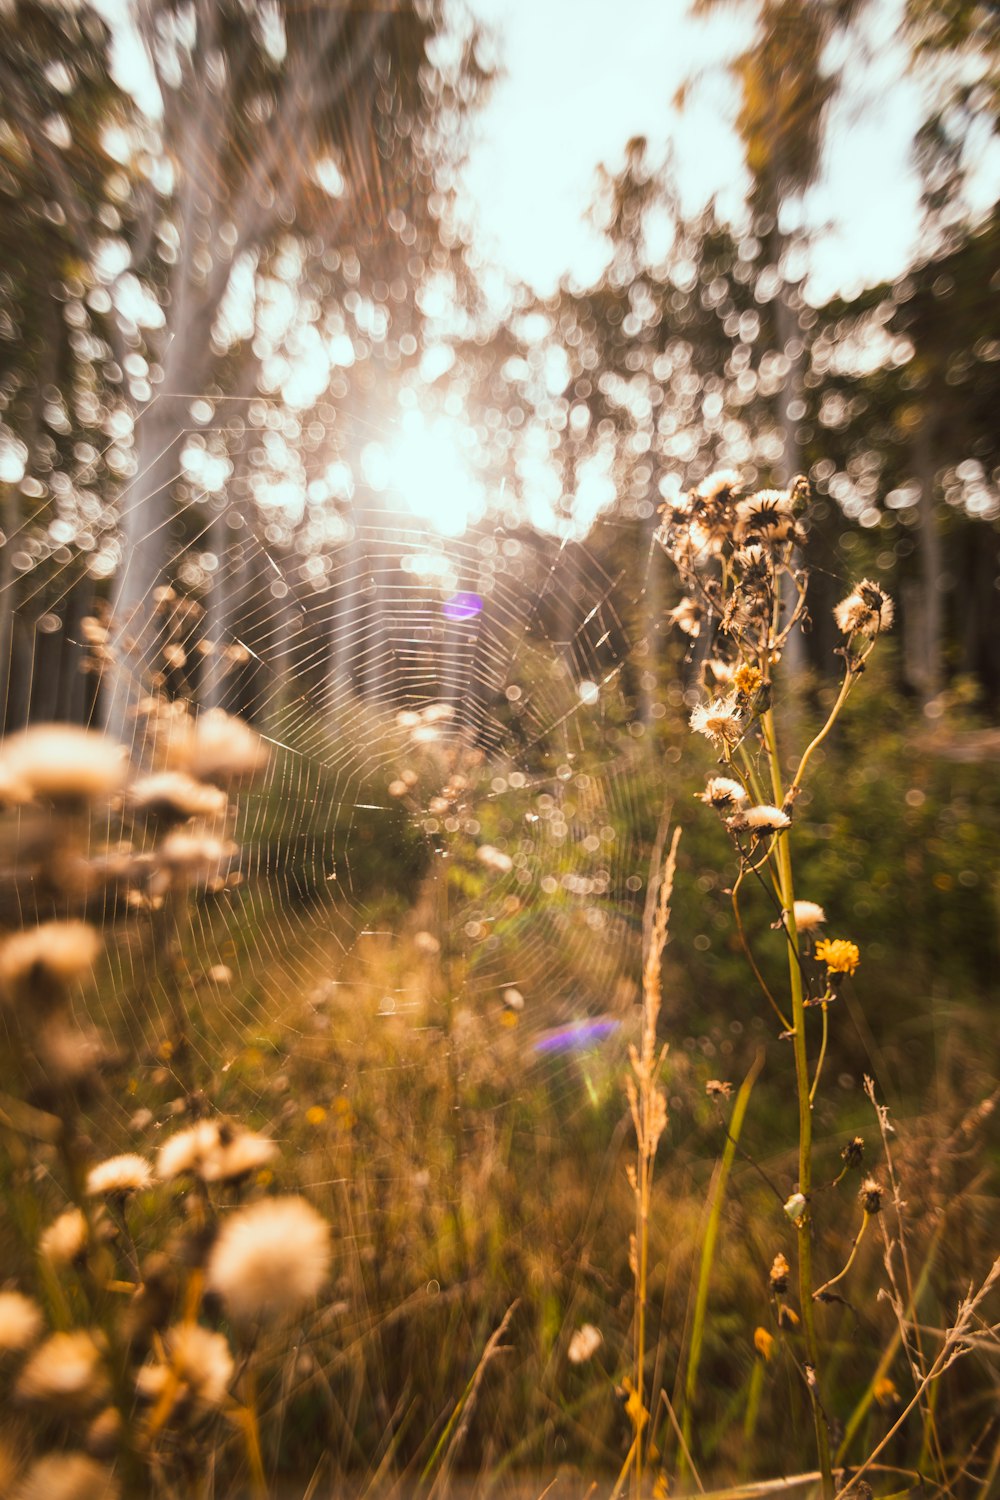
[815,938,860,975]
[734,663,763,697]
[873,1376,899,1408]
[753,1326,774,1361]
[305,1105,327,1127]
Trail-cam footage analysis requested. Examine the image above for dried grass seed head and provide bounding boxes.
[834,579,894,636]
[0,725,126,804]
[0,1291,43,1353]
[206,1195,332,1324]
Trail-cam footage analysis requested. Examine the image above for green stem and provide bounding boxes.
[760,707,833,1500]
[681,1049,765,1473]
[809,1001,829,1105]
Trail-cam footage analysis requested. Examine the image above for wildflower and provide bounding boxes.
[157,831,231,885]
[783,1192,807,1223]
[128,772,227,824]
[873,1376,899,1408]
[689,696,743,748]
[753,1326,774,1361]
[39,1207,88,1267]
[17,1329,110,1413]
[833,579,894,637]
[136,1323,234,1414]
[477,844,513,874]
[413,930,441,955]
[860,1177,883,1214]
[567,1323,603,1364]
[11,1453,120,1500]
[167,709,269,784]
[733,542,769,576]
[0,922,101,1006]
[206,1196,332,1324]
[696,469,742,502]
[502,987,525,1012]
[743,804,791,831]
[0,725,126,804]
[387,779,408,798]
[207,964,232,984]
[734,662,763,697]
[666,596,702,637]
[0,1291,43,1354]
[792,900,826,930]
[86,1154,153,1198]
[705,1079,732,1100]
[769,1252,790,1293]
[815,937,860,976]
[698,776,747,809]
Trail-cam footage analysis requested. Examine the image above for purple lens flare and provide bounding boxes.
[533,1018,620,1054]
[442,591,483,622]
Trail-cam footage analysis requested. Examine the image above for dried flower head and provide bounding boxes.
[0,1291,43,1354]
[841,1135,865,1168]
[0,726,126,803]
[206,1196,332,1324]
[769,1252,790,1293]
[17,1329,110,1413]
[136,1323,234,1414]
[792,900,827,930]
[86,1154,153,1198]
[11,1452,120,1500]
[743,804,791,831]
[705,1079,733,1100]
[689,696,743,748]
[696,469,742,502]
[666,596,703,637]
[39,1207,89,1268]
[834,579,894,637]
[698,776,747,809]
[783,1192,807,1223]
[815,937,860,975]
[860,1176,883,1214]
[129,772,227,825]
[733,662,763,697]
[735,489,795,542]
[567,1323,603,1364]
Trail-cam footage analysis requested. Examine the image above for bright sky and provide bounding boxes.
[459,0,1000,304]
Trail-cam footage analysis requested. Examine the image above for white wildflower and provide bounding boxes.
[129,772,227,823]
[206,1196,332,1324]
[136,1323,234,1413]
[502,987,524,1012]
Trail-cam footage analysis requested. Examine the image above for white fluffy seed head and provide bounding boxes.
[39,1207,88,1267]
[136,1323,234,1413]
[743,804,791,831]
[206,1196,332,1325]
[16,1329,109,1413]
[86,1154,153,1197]
[567,1323,603,1364]
[792,900,827,930]
[11,1452,120,1500]
[0,922,101,1003]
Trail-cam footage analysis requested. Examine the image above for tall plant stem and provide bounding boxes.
[760,706,833,1500]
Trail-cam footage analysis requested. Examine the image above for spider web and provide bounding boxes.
[4,415,667,1145]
